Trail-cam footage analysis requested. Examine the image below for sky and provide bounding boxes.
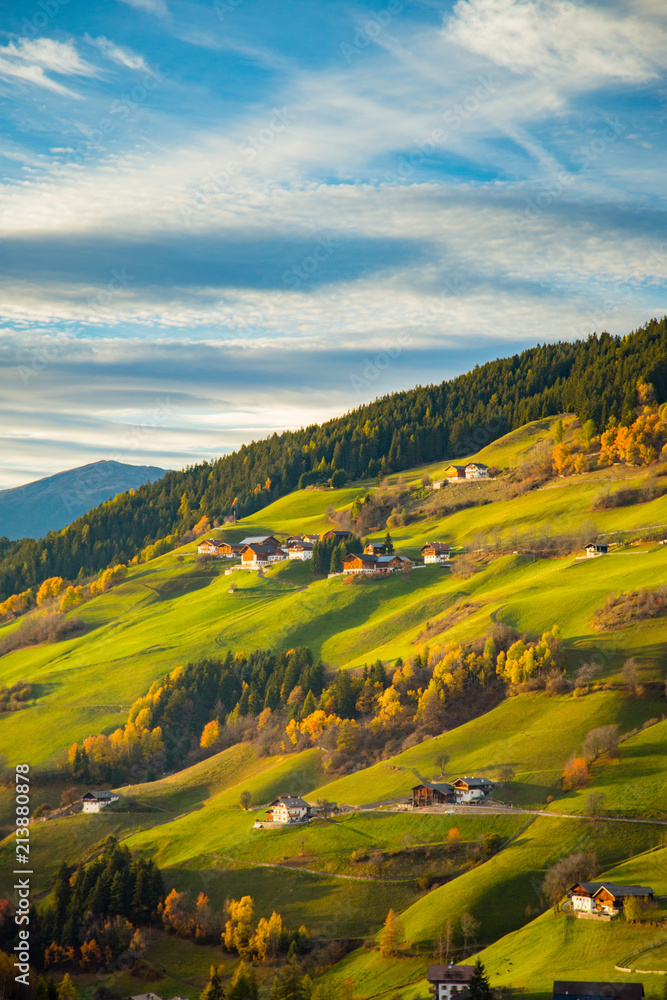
[1,0,666,488]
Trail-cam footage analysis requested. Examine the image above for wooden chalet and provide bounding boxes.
[343,552,378,574]
[376,554,412,571]
[343,553,413,575]
[421,542,451,564]
[364,542,388,555]
[427,965,475,1000]
[412,781,455,807]
[444,465,466,481]
[240,534,280,547]
[197,539,224,556]
[569,882,654,915]
[585,542,609,557]
[240,543,286,569]
[321,529,353,541]
[450,776,494,802]
[552,984,643,1000]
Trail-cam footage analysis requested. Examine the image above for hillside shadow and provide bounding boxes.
[152,571,219,600]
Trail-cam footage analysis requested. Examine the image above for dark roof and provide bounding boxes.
[586,542,608,549]
[83,790,116,800]
[242,543,281,555]
[553,983,643,1000]
[453,776,494,788]
[413,781,454,793]
[269,796,310,809]
[421,542,450,553]
[427,966,475,983]
[323,529,352,537]
[465,463,488,469]
[571,882,654,897]
[344,552,377,563]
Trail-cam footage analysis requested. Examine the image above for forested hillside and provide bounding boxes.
[1,319,665,600]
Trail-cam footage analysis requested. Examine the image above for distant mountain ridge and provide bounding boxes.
[0,460,166,541]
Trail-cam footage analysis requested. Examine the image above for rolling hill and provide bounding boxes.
[2,408,667,1000]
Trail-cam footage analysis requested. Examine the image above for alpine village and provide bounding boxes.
[5,321,667,1000]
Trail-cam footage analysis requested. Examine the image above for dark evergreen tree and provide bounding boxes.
[468,960,493,1000]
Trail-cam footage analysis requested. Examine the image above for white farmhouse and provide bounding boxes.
[427,965,475,1000]
[450,776,494,803]
[82,790,119,813]
[268,795,311,823]
[465,463,489,479]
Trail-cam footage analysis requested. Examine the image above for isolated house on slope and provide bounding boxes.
[82,790,119,813]
[569,882,654,916]
[267,795,311,823]
[585,542,609,557]
[427,965,475,1000]
[450,776,494,802]
[465,463,489,479]
[412,781,455,807]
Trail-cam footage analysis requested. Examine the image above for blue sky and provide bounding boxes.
[1,0,666,487]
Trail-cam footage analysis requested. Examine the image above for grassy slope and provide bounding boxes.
[3,415,667,997]
[548,715,667,819]
[472,844,667,999]
[2,524,667,768]
[310,690,663,808]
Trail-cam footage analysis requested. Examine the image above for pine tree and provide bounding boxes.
[302,690,316,716]
[57,974,77,1000]
[468,960,493,1000]
[383,531,394,554]
[202,965,226,1000]
[329,542,346,574]
[228,962,259,1000]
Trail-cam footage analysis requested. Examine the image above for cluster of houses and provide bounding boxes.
[427,968,644,1000]
[431,463,489,488]
[569,881,654,918]
[198,532,318,569]
[198,529,453,575]
[411,777,495,807]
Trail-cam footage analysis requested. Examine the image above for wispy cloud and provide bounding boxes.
[116,0,169,18]
[0,38,97,96]
[84,35,150,73]
[444,0,667,85]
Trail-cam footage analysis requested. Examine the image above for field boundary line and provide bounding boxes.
[203,853,415,882]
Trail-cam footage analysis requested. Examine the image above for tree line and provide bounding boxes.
[2,318,666,601]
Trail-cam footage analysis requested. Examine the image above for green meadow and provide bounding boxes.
[3,416,667,997]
